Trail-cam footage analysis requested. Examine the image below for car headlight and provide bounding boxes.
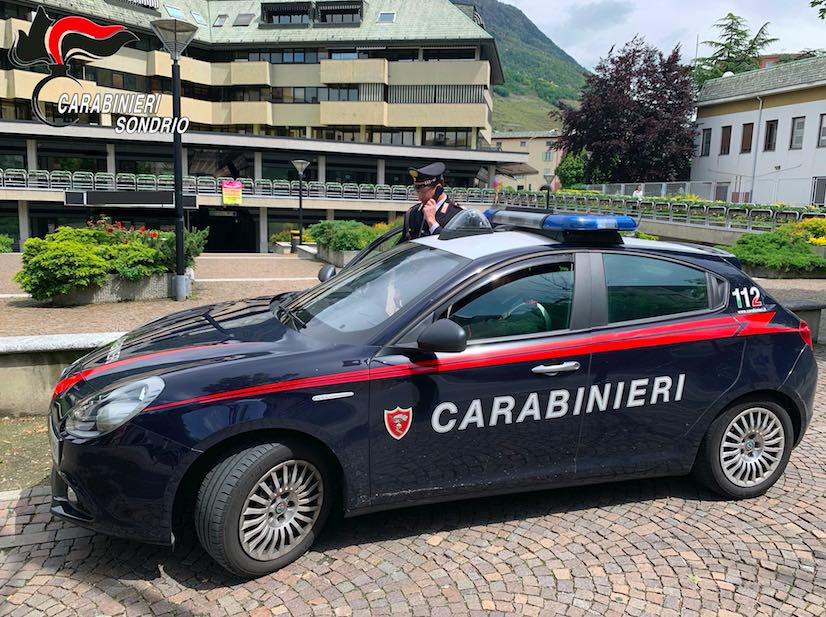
[65,377,165,438]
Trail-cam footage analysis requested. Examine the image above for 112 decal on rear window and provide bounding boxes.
[731,286,762,310]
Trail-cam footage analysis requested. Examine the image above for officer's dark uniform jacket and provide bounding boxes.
[402,162,463,241]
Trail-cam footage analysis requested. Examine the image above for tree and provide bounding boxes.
[557,37,695,184]
[812,0,826,19]
[555,150,585,187]
[694,13,777,85]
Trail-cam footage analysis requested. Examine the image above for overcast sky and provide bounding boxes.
[501,0,825,70]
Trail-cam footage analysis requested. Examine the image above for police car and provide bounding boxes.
[48,209,818,578]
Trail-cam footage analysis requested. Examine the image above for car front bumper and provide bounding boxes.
[49,409,195,546]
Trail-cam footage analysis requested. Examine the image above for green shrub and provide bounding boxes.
[14,239,109,301]
[308,220,383,251]
[107,243,168,281]
[724,231,826,273]
[142,227,210,272]
[270,227,316,244]
[0,234,13,253]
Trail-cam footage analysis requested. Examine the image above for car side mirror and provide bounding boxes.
[417,319,467,353]
[318,264,337,282]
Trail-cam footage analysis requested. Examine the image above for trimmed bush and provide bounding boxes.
[0,234,13,253]
[14,239,109,301]
[270,227,316,244]
[723,231,826,274]
[308,220,386,251]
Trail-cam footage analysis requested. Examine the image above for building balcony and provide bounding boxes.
[320,59,388,85]
[320,101,388,126]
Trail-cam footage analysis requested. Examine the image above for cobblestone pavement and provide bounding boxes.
[0,349,824,616]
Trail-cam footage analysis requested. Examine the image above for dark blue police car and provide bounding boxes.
[48,209,818,577]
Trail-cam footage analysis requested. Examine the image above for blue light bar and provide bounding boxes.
[484,209,637,232]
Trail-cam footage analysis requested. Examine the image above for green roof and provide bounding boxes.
[698,56,826,104]
[39,0,493,45]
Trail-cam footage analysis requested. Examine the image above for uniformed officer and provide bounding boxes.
[402,162,463,241]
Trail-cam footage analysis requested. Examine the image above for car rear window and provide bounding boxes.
[603,254,709,323]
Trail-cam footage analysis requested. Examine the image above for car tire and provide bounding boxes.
[693,399,793,499]
[195,442,332,578]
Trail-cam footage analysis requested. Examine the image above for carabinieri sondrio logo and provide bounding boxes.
[9,6,138,127]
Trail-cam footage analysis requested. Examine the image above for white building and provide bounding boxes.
[690,57,826,206]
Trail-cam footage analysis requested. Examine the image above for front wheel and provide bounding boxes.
[196,442,332,578]
[693,400,793,499]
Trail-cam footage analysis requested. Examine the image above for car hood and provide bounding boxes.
[55,296,328,398]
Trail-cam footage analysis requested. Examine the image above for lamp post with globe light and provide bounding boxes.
[291,159,310,244]
[150,18,198,301]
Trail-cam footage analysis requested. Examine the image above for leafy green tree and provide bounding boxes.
[812,0,826,19]
[558,37,695,183]
[694,13,777,85]
[554,150,586,187]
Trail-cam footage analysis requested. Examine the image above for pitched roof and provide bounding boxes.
[38,0,493,45]
[698,56,826,104]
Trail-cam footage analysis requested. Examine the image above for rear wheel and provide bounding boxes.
[196,442,331,578]
[693,399,793,499]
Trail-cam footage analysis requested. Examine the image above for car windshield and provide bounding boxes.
[279,243,469,343]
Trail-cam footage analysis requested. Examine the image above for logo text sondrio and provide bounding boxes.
[431,374,686,434]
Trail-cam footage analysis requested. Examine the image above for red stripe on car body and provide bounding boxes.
[143,312,795,413]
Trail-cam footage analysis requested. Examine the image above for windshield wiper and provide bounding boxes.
[272,301,306,329]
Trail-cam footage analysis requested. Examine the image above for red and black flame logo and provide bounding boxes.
[9,6,138,126]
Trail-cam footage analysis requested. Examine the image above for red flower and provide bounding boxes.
[152,231,159,238]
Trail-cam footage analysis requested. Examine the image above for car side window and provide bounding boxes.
[603,254,709,323]
[445,262,574,342]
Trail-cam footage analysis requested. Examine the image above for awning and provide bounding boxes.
[497,161,539,177]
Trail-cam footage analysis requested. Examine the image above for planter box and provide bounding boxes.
[811,245,826,259]
[273,241,292,255]
[51,273,191,306]
[317,245,359,268]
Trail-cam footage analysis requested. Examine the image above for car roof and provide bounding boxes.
[413,229,729,261]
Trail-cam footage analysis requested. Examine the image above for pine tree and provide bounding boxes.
[694,13,778,85]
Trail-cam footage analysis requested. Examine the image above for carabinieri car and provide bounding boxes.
[48,209,818,578]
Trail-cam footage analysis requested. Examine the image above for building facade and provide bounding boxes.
[690,57,826,206]
[0,0,531,251]
[490,131,561,191]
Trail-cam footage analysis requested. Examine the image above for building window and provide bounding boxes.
[519,140,527,147]
[369,127,415,145]
[213,14,228,27]
[764,120,778,151]
[542,151,554,161]
[790,116,805,150]
[700,128,711,156]
[191,11,207,26]
[377,12,396,23]
[423,48,476,61]
[740,123,753,153]
[424,128,471,148]
[318,6,361,23]
[164,5,185,19]
[720,125,732,155]
[233,13,255,26]
[819,114,826,148]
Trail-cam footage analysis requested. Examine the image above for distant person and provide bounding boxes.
[402,162,463,241]
[632,184,644,200]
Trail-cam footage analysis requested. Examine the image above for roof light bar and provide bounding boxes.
[484,209,637,232]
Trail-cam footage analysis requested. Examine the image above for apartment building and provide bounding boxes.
[0,0,532,251]
[490,130,561,191]
[690,56,826,206]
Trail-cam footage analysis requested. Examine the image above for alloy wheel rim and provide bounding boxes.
[239,459,323,561]
[719,407,785,488]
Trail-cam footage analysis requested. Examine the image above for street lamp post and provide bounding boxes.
[291,159,310,244]
[150,18,198,301]
[541,174,556,211]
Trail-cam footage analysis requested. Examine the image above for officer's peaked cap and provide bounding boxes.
[409,162,446,186]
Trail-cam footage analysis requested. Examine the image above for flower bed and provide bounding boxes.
[14,217,209,303]
[719,222,826,279]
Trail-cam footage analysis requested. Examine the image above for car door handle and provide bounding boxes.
[531,361,581,376]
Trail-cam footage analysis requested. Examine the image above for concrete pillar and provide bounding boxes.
[470,131,478,150]
[488,164,496,188]
[359,125,367,142]
[259,207,269,253]
[18,201,30,245]
[415,127,423,146]
[106,143,116,174]
[254,151,263,179]
[317,155,326,184]
[326,209,335,221]
[26,140,37,171]
[305,126,313,138]
[387,211,399,224]
[181,148,188,177]
[377,159,386,185]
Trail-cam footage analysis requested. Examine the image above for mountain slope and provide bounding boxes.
[455,0,587,130]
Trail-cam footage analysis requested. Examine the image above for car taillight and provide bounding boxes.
[799,320,813,349]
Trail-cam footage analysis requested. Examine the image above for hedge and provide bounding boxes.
[308,220,391,251]
[0,234,12,253]
[14,217,209,301]
[721,224,826,274]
